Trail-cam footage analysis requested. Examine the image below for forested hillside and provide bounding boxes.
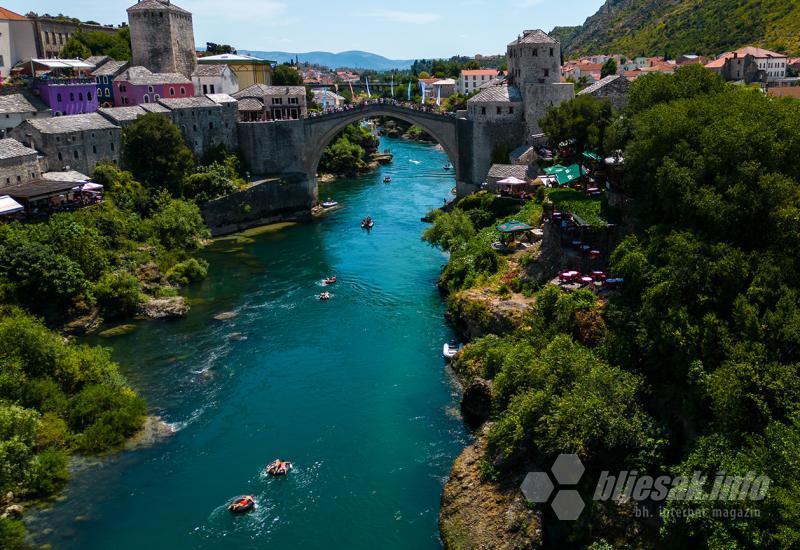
[555,0,800,57]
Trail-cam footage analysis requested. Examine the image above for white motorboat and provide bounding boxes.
[443,341,462,360]
[321,201,338,208]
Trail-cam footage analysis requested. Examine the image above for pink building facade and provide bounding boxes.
[113,66,194,107]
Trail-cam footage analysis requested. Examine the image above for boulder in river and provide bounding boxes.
[213,311,238,321]
[138,296,189,320]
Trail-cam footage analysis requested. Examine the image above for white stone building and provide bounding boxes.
[192,63,239,96]
[0,8,37,79]
[458,69,499,95]
[0,93,50,137]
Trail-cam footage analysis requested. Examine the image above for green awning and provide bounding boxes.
[583,151,602,162]
[544,164,567,175]
[555,164,584,186]
[497,220,533,233]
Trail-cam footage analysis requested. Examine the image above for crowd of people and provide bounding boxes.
[307,97,458,119]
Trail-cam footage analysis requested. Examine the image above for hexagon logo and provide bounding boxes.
[551,490,585,521]
[520,454,587,520]
[551,453,584,485]
[521,472,554,503]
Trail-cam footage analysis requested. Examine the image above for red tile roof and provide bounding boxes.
[0,7,27,20]
[461,69,499,76]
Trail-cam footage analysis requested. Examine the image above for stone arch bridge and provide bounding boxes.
[205,104,522,234]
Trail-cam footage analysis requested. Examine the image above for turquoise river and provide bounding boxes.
[27,137,470,549]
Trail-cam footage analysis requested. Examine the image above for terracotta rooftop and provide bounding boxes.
[0,7,27,20]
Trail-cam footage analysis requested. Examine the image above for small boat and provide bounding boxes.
[383,176,392,183]
[321,200,338,208]
[318,292,331,301]
[228,495,255,514]
[323,276,337,285]
[266,459,293,476]
[361,217,374,229]
[443,163,452,171]
[443,341,462,360]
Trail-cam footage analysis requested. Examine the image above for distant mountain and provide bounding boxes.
[555,0,800,57]
[238,50,416,71]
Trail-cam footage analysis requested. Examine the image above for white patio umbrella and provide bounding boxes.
[497,176,527,186]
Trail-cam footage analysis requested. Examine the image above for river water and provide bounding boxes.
[28,137,469,549]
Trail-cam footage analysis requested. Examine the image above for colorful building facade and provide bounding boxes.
[113,66,194,106]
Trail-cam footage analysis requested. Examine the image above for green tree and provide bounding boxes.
[60,34,91,59]
[272,64,304,86]
[206,42,235,55]
[539,94,614,186]
[121,113,194,196]
[600,58,618,78]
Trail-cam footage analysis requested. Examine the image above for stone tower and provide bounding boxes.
[506,29,574,137]
[128,0,196,78]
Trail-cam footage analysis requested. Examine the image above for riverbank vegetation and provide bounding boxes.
[0,114,248,541]
[434,66,800,547]
[318,123,380,177]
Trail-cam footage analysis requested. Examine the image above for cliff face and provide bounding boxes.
[557,0,800,57]
[439,426,541,550]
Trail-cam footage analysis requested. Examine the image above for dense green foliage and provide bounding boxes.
[560,0,800,57]
[122,113,195,196]
[60,27,132,61]
[272,64,304,86]
[433,67,800,547]
[318,123,380,177]
[0,308,145,498]
[0,174,208,324]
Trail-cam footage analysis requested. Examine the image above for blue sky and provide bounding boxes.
[12,0,606,58]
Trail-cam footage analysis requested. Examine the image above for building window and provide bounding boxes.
[58,152,63,161]
[103,76,109,84]
[509,107,514,114]
[73,150,79,159]
[550,48,554,56]
[148,86,154,93]
[154,94,160,100]
[481,106,486,115]
[110,142,115,151]
[105,89,111,97]
[180,87,186,95]
[497,106,501,115]
[533,48,538,56]
[144,95,150,103]
[170,87,175,96]
[203,84,208,94]
[56,93,62,102]
[93,145,97,154]
[88,92,93,101]
[210,84,215,93]
[544,69,550,77]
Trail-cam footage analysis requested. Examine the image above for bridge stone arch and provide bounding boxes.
[303,104,466,187]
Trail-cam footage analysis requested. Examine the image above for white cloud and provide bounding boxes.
[358,10,441,24]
